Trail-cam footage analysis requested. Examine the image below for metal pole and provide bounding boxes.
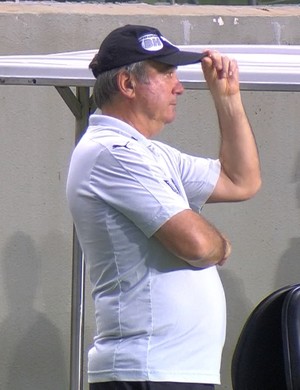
[69,86,91,390]
[70,228,85,390]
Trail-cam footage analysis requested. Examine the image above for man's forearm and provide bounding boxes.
[155,209,231,268]
[216,94,261,199]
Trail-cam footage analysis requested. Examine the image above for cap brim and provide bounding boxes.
[154,50,207,67]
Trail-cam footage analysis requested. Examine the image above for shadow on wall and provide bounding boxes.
[0,231,68,390]
[275,151,300,289]
[276,237,300,288]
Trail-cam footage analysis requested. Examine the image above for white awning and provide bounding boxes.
[0,44,300,91]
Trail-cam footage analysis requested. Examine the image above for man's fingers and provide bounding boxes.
[202,50,237,80]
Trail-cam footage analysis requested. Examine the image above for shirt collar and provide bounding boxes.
[88,114,152,148]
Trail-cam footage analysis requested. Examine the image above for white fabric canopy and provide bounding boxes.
[0,44,300,91]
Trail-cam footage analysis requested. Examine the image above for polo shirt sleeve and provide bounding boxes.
[179,153,221,212]
[153,142,221,213]
[89,141,189,238]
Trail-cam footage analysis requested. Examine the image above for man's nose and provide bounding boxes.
[174,76,184,95]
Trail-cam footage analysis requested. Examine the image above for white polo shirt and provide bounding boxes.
[66,115,226,385]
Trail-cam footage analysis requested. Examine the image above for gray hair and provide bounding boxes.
[92,61,149,109]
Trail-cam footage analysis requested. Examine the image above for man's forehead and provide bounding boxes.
[145,60,177,72]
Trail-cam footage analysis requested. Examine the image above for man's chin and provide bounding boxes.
[165,113,176,124]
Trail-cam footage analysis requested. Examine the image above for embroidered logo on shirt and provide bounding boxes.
[112,141,131,150]
[164,178,180,194]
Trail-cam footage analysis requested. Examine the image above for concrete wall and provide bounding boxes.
[0,3,300,389]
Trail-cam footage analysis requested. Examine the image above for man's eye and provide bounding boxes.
[166,71,174,77]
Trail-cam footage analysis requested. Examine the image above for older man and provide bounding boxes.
[66,24,261,390]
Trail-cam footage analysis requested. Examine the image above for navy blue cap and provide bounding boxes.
[89,24,205,78]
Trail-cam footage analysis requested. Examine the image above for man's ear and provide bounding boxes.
[117,71,136,98]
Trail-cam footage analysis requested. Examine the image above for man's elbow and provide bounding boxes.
[239,176,262,201]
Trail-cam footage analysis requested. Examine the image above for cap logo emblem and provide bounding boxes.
[139,34,164,52]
